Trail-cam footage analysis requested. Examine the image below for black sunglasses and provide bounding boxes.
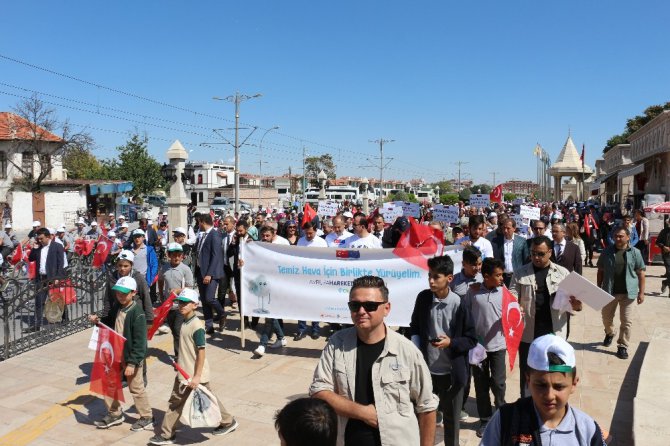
[347,301,386,312]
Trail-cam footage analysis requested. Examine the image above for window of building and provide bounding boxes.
[22,151,34,176]
[198,192,204,202]
[197,174,203,184]
[0,152,6,179]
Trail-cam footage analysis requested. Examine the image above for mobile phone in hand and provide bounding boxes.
[429,338,442,343]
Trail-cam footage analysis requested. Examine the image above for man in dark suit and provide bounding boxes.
[26,227,66,331]
[491,217,530,287]
[195,213,226,334]
[550,223,582,274]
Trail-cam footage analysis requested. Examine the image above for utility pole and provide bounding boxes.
[213,92,261,213]
[454,161,469,192]
[302,144,307,208]
[368,138,395,206]
[490,171,500,187]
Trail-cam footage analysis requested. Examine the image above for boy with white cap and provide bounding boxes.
[28,220,41,239]
[158,242,194,357]
[101,250,154,326]
[479,334,607,445]
[88,276,154,431]
[86,221,101,238]
[149,288,238,445]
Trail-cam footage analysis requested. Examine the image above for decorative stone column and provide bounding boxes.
[165,140,190,230]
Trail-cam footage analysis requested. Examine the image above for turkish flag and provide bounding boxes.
[490,184,503,203]
[90,323,126,402]
[10,243,23,265]
[393,218,444,270]
[148,292,177,340]
[303,203,317,227]
[75,239,96,256]
[92,236,112,269]
[99,221,108,237]
[27,261,37,280]
[502,286,524,371]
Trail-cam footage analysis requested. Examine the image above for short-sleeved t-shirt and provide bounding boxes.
[178,315,210,382]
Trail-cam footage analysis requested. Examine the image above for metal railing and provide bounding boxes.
[0,260,110,361]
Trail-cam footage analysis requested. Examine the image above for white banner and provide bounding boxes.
[432,204,459,224]
[469,194,490,208]
[520,205,541,221]
[394,201,421,218]
[317,201,339,217]
[443,244,463,274]
[381,203,404,224]
[241,242,428,326]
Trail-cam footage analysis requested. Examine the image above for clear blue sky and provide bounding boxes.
[1,1,669,185]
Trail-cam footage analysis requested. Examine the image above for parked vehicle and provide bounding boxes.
[210,197,252,213]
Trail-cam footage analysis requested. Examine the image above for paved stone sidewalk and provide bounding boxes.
[0,263,668,445]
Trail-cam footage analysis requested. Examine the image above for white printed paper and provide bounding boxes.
[432,205,460,224]
[520,205,541,221]
[469,194,490,208]
[557,271,614,311]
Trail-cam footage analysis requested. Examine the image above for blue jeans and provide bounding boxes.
[260,318,285,347]
[297,320,320,335]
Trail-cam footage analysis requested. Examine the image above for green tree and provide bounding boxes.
[388,191,419,203]
[62,145,103,179]
[440,193,459,205]
[604,102,670,153]
[434,180,454,193]
[103,133,165,196]
[471,184,492,194]
[305,154,336,185]
[503,192,517,202]
[459,188,472,201]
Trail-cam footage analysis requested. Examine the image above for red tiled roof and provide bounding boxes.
[0,112,63,142]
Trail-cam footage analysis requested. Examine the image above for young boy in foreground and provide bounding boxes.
[88,276,154,431]
[149,288,238,445]
[479,334,607,445]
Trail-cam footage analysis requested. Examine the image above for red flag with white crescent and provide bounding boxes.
[92,236,112,269]
[147,292,177,340]
[10,242,23,265]
[490,184,503,203]
[90,323,126,402]
[393,218,444,270]
[502,286,524,371]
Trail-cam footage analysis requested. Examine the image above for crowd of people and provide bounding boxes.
[3,196,666,446]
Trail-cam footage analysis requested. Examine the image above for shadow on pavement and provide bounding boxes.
[610,341,648,445]
[75,362,93,385]
[60,394,105,425]
[571,341,619,357]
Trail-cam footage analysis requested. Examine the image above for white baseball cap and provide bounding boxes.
[120,222,129,228]
[118,215,126,220]
[117,250,135,263]
[4,223,11,229]
[90,221,98,226]
[527,334,576,373]
[108,231,116,237]
[167,242,183,252]
[342,211,353,218]
[132,229,145,237]
[176,288,199,304]
[108,213,115,217]
[172,227,187,235]
[32,220,41,227]
[77,218,86,225]
[57,226,66,233]
[112,276,137,293]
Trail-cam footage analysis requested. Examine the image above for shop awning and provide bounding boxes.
[89,181,134,196]
[618,163,645,180]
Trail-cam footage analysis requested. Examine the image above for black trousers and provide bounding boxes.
[197,274,224,330]
[472,349,507,420]
[432,373,463,446]
[518,342,531,398]
[662,254,670,287]
[166,309,184,357]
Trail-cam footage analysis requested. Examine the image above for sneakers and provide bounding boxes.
[157,325,170,334]
[293,332,307,341]
[476,420,489,438]
[149,434,176,445]
[94,413,125,429]
[213,418,239,436]
[218,315,227,332]
[269,338,287,348]
[130,416,155,431]
[253,345,266,357]
[603,333,614,347]
[310,332,320,340]
[460,409,469,421]
[616,346,629,359]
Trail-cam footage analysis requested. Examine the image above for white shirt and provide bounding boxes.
[297,236,328,247]
[372,228,385,240]
[503,236,514,273]
[554,238,566,258]
[325,230,354,247]
[457,236,494,259]
[344,233,383,249]
[272,235,290,245]
[39,241,50,275]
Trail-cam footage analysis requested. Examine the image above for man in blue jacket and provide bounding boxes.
[195,213,226,334]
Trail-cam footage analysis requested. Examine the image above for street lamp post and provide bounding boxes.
[258,126,279,210]
[213,92,262,214]
[360,177,369,214]
[162,140,190,230]
[318,170,327,200]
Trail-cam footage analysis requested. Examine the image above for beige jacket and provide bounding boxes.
[309,326,439,446]
[510,262,570,343]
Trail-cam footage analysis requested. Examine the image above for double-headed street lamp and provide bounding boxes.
[213,92,262,214]
[258,126,279,208]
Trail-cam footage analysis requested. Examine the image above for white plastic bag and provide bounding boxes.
[179,382,222,428]
[552,289,574,315]
[468,343,487,366]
